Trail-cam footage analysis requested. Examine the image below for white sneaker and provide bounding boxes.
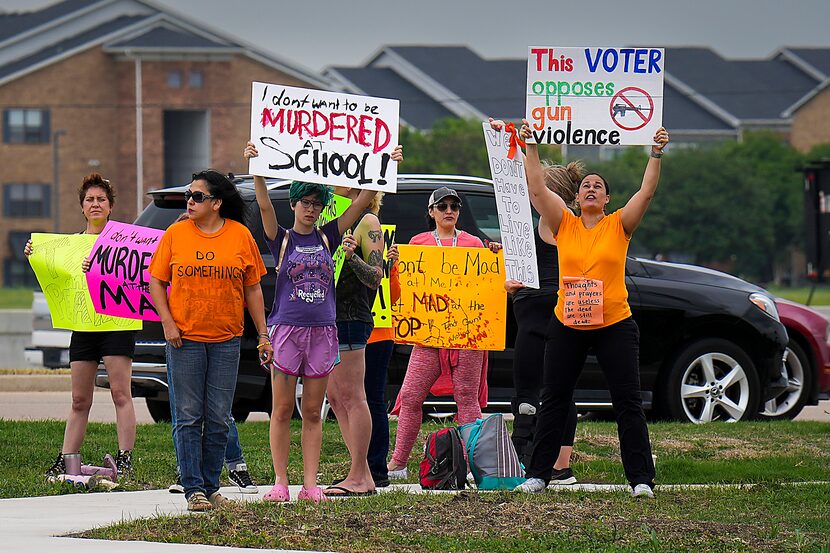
[631,483,655,499]
[388,467,408,480]
[514,478,546,493]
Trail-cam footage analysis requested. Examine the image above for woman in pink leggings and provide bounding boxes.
[387,187,500,478]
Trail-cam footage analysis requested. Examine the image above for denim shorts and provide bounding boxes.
[336,320,374,352]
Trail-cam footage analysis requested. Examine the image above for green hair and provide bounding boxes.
[288,181,333,207]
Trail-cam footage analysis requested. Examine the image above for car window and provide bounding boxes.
[378,192,432,244]
[460,193,501,243]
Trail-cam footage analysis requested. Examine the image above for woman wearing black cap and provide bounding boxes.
[386,187,501,479]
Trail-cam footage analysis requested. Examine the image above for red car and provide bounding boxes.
[766,299,830,419]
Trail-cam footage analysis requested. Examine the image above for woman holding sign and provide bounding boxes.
[149,170,271,512]
[504,120,668,498]
[243,142,402,503]
[502,159,583,485]
[25,173,137,478]
[386,187,501,479]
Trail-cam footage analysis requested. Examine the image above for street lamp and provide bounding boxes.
[52,129,67,233]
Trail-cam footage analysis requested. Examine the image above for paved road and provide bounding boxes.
[0,390,826,423]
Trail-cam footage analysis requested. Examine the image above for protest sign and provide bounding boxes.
[371,225,396,328]
[85,221,163,321]
[526,47,664,145]
[392,245,506,350]
[315,194,352,283]
[482,122,539,288]
[28,233,141,332]
[249,82,400,191]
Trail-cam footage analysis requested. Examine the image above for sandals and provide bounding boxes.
[187,491,213,512]
[263,483,290,502]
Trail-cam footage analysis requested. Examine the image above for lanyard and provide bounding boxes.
[432,229,458,247]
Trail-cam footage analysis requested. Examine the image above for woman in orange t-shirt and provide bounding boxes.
[499,119,669,499]
[149,170,271,512]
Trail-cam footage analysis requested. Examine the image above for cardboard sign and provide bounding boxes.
[562,276,604,327]
[371,225,396,328]
[526,47,664,145]
[392,245,506,350]
[86,221,163,321]
[28,233,141,332]
[482,122,539,288]
[315,194,351,282]
[249,82,400,191]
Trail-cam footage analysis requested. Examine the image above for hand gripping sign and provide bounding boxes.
[249,82,400,192]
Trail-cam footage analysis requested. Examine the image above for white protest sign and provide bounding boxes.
[482,122,539,288]
[526,47,664,145]
[250,82,400,191]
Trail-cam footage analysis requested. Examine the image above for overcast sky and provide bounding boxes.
[2,0,830,74]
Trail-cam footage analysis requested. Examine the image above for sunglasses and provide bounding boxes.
[433,202,460,212]
[184,190,216,203]
[296,198,325,210]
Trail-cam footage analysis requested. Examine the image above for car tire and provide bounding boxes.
[760,339,813,420]
[663,338,761,423]
[146,398,172,423]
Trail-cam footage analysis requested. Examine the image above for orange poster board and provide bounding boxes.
[561,276,604,327]
[392,245,506,350]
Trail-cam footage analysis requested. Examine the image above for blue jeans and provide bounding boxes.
[364,339,394,479]
[168,370,246,472]
[167,337,240,498]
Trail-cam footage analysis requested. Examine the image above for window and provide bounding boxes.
[460,193,501,243]
[167,71,182,88]
[4,231,39,287]
[377,192,431,244]
[3,109,49,144]
[3,183,50,217]
[188,71,203,89]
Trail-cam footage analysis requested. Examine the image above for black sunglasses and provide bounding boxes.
[433,202,460,212]
[184,190,215,203]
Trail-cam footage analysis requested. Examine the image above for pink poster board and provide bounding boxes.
[85,221,163,321]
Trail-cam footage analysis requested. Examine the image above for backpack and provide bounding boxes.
[419,427,467,490]
[459,414,525,490]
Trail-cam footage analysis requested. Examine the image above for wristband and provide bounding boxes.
[649,149,663,159]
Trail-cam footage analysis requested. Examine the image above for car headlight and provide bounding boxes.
[749,292,780,322]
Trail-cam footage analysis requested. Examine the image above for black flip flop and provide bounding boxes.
[323,485,377,497]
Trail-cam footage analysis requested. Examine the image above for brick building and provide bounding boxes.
[0,0,327,287]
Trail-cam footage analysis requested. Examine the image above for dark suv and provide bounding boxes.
[96,174,790,423]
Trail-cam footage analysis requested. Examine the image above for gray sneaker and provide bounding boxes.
[514,477,546,493]
[547,467,577,487]
[631,483,655,499]
[168,474,184,494]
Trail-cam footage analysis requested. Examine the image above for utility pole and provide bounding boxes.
[52,129,67,233]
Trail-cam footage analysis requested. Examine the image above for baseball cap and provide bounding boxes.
[427,187,461,207]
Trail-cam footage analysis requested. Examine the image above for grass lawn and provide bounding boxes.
[0,287,34,309]
[766,285,830,306]
[2,418,829,551]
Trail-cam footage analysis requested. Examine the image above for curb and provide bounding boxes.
[0,375,72,392]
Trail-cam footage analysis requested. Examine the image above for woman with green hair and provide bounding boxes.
[243,141,402,503]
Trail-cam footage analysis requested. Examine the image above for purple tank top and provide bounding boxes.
[266,220,341,327]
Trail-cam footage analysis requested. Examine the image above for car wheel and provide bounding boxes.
[761,339,812,420]
[146,398,172,423]
[663,338,761,423]
[294,379,331,420]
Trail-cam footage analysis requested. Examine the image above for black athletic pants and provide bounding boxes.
[511,295,577,460]
[526,316,655,487]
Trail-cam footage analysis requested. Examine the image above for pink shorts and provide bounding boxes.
[268,324,338,378]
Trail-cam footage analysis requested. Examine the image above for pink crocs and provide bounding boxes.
[298,486,328,504]
[263,483,290,502]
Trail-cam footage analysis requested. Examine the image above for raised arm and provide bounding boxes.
[243,141,278,241]
[620,127,669,236]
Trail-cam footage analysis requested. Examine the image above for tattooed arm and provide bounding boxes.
[342,213,383,289]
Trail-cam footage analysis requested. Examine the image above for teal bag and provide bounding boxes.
[459,414,526,490]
